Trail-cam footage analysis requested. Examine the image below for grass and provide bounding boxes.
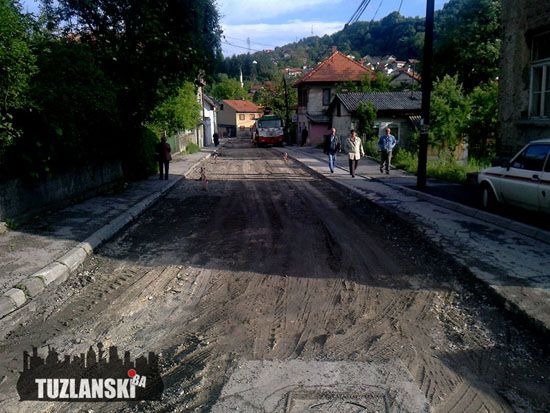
[392,149,490,184]
[5,218,18,230]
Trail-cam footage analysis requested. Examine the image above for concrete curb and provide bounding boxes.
[285,147,550,245]
[0,152,211,320]
[385,183,550,245]
[281,147,550,340]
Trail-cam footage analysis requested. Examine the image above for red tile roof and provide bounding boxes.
[223,100,262,113]
[294,51,373,86]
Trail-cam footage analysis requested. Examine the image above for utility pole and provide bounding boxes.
[417,0,435,189]
[282,75,292,145]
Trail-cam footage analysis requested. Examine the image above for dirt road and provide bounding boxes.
[1,139,548,412]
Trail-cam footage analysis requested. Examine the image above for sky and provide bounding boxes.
[20,0,449,56]
[218,0,449,56]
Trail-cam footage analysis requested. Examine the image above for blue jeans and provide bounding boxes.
[328,153,337,172]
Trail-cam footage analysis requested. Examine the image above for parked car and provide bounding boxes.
[478,139,550,212]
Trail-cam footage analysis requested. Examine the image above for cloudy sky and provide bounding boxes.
[218,0,449,55]
[20,0,449,56]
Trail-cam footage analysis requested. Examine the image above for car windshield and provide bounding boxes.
[258,119,282,128]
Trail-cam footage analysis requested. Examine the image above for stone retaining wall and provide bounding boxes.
[0,162,123,222]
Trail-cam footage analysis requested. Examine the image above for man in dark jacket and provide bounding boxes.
[156,133,172,180]
[323,128,341,173]
[301,127,308,146]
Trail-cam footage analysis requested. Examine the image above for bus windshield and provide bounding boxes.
[258,119,282,128]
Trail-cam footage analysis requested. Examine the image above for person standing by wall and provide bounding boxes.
[378,127,397,174]
[301,127,309,147]
[323,128,341,173]
[345,129,364,178]
[156,132,172,180]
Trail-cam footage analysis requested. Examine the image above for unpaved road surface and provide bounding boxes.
[0,139,549,412]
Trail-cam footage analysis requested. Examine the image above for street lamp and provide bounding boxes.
[417,0,435,189]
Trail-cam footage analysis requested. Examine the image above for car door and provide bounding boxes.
[499,144,549,210]
[539,149,550,213]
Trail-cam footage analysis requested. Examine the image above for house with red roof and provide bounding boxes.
[294,48,373,145]
[218,100,263,138]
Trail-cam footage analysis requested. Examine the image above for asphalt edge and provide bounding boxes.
[288,147,550,245]
[279,147,550,344]
[0,152,211,320]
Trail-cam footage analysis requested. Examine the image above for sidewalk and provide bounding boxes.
[0,147,216,318]
[278,145,550,336]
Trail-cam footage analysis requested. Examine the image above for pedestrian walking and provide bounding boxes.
[345,129,364,178]
[301,127,309,146]
[156,132,172,180]
[378,127,397,174]
[213,132,219,147]
[323,128,341,173]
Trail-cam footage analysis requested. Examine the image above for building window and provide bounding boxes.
[239,114,245,120]
[250,114,255,120]
[529,31,550,118]
[322,88,331,106]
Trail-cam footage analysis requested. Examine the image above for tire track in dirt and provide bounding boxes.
[1,141,549,412]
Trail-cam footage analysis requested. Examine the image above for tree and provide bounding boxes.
[354,102,377,140]
[430,75,471,152]
[10,39,119,180]
[467,80,498,160]
[253,74,297,121]
[336,72,392,94]
[0,0,36,160]
[56,0,221,130]
[147,81,201,136]
[210,74,248,100]
[434,0,501,90]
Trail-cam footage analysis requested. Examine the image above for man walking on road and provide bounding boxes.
[378,127,397,174]
[345,129,364,178]
[323,128,341,173]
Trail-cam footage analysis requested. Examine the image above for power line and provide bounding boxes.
[372,0,384,21]
[222,40,262,53]
[397,0,403,13]
[224,35,276,49]
[346,0,373,26]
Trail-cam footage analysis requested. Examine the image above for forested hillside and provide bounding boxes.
[216,0,500,91]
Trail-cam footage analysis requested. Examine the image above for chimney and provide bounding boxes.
[331,46,337,53]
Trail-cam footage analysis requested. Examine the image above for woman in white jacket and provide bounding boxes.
[345,129,364,177]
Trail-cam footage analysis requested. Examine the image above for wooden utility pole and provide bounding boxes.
[417,0,435,189]
[282,75,291,145]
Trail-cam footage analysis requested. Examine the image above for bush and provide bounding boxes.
[184,142,200,154]
[392,148,489,184]
[363,138,379,157]
[123,126,158,180]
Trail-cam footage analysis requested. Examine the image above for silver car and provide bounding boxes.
[478,139,550,212]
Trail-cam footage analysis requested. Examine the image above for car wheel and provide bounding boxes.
[481,185,496,211]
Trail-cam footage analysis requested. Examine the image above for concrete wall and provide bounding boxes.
[309,124,330,146]
[0,162,123,222]
[169,131,198,153]
[331,105,353,141]
[217,106,236,129]
[499,0,550,155]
